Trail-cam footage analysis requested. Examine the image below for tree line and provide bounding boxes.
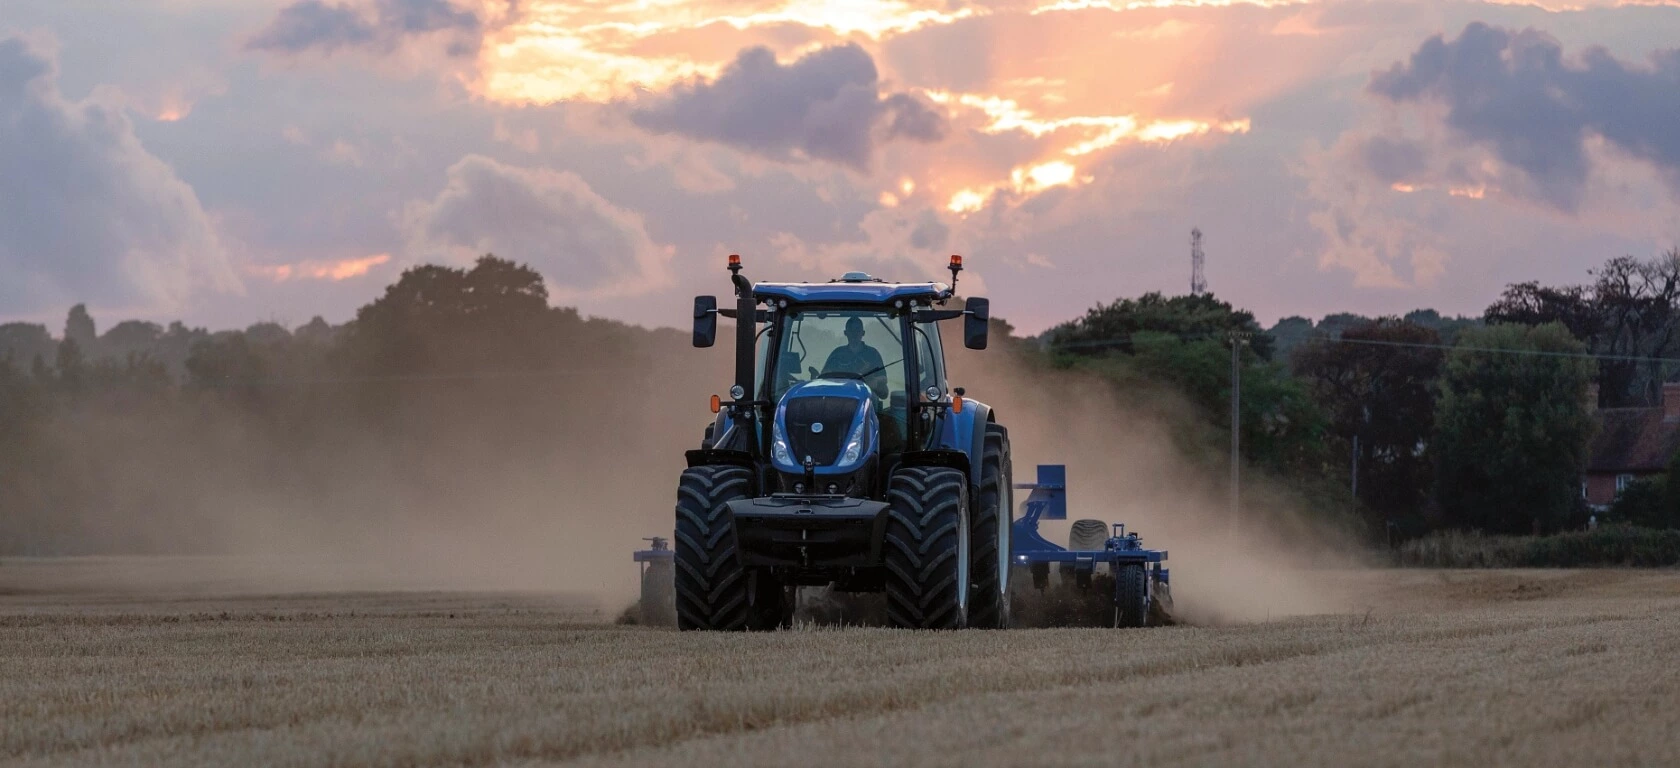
[1042,249,1680,543]
[2,249,1678,556]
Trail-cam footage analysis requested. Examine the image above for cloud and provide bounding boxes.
[247,0,483,57]
[628,43,947,171]
[1369,22,1680,210]
[909,209,950,250]
[0,35,238,314]
[1357,135,1427,185]
[402,155,672,298]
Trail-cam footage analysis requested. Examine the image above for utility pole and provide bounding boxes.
[1228,330,1250,533]
[1351,434,1359,500]
[1190,227,1207,296]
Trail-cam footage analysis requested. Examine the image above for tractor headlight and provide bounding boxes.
[839,412,867,465]
[772,416,792,465]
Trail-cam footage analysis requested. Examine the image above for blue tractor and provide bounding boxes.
[665,254,1169,630]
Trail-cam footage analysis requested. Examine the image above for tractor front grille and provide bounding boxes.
[783,396,859,466]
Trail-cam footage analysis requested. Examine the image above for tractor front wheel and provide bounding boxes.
[883,466,969,630]
[674,465,776,631]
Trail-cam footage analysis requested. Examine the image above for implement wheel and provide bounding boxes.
[883,467,969,630]
[1114,563,1148,628]
[639,558,676,627]
[674,465,777,631]
[969,424,1012,629]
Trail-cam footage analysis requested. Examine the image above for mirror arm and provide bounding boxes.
[912,309,965,322]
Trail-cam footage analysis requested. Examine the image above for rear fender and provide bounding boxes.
[922,399,991,497]
[685,448,755,471]
[898,449,969,474]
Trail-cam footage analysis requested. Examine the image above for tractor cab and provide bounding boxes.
[693,260,990,499]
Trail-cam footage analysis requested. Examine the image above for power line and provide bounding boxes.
[1047,328,1680,366]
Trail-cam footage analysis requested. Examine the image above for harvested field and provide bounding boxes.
[3,559,1679,766]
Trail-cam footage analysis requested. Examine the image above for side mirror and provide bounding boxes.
[964,297,990,350]
[693,296,717,347]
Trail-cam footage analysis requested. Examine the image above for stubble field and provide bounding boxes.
[3,558,1678,767]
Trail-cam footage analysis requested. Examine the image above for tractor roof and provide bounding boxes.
[753,272,951,305]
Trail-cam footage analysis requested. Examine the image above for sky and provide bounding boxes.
[3,0,1679,336]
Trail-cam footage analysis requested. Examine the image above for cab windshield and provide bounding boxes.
[767,309,905,405]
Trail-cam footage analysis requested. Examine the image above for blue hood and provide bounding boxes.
[770,379,878,474]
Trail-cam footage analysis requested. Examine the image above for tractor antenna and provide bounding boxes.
[1190,228,1207,296]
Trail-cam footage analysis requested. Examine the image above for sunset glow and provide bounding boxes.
[10,0,1677,336]
[477,0,979,104]
[252,254,392,282]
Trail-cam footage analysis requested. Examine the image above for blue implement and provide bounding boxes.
[1009,464,1172,627]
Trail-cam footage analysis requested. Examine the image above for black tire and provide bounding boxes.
[1114,563,1148,628]
[1062,518,1108,583]
[640,559,676,627]
[1068,519,1109,550]
[883,467,969,630]
[969,424,1012,629]
[674,465,761,631]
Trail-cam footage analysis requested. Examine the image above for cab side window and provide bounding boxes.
[915,326,941,391]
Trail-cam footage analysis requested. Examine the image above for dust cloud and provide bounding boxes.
[9,311,1364,626]
[3,324,730,613]
[946,334,1368,625]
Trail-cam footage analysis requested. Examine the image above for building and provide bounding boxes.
[1583,382,1680,509]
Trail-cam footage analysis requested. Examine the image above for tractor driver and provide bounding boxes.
[820,315,903,455]
[821,316,889,399]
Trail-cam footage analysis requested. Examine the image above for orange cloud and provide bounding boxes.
[251,253,392,282]
[475,0,978,104]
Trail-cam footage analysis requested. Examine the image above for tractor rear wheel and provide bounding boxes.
[969,424,1012,629]
[883,466,969,630]
[1114,563,1148,628]
[674,465,772,631]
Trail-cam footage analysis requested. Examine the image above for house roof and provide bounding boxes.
[1586,408,1680,473]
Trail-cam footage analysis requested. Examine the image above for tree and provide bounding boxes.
[1046,292,1273,359]
[1292,319,1443,531]
[336,254,556,375]
[1400,309,1479,346]
[64,304,97,353]
[55,337,85,391]
[100,320,163,362]
[1266,316,1315,361]
[1123,332,1328,475]
[1485,249,1680,408]
[1433,323,1595,534]
[1613,477,1666,529]
[185,332,266,401]
[294,316,336,345]
[0,323,57,370]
